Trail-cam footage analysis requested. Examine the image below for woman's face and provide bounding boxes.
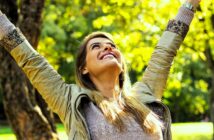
[82,37,123,77]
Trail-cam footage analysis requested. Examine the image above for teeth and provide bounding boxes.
[102,54,114,59]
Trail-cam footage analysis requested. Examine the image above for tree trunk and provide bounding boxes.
[0,0,59,139]
[18,0,57,133]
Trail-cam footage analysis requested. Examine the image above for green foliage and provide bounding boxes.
[38,0,214,122]
[165,54,210,121]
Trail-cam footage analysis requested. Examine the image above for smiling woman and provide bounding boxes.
[77,34,123,95]
[0,0,201,140]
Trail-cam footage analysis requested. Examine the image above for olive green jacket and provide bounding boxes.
[0,16,189,139]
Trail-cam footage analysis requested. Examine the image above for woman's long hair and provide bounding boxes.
[75,32,163,134]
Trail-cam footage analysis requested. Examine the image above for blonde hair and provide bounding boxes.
[75,31,163,133]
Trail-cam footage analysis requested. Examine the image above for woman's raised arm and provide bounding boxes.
[0,10,75,124]
[134,0,201,99]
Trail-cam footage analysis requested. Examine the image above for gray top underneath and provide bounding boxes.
[83,102,163,140]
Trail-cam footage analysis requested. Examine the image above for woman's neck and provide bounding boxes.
[89,70,120,99]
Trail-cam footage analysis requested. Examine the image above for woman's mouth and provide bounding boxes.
[102,54,115,59]
[100,52,117,60]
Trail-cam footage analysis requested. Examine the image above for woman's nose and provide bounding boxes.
[103,44,112,51]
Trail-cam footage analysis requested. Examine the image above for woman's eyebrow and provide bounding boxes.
[91,41,114,45]
[89,41,115,49]
[90,42,100,47]
[106,42,115,45]
[88,42,100,50]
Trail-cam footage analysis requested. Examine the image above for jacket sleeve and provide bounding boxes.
[0,26,72,123]
[133,7,194,99]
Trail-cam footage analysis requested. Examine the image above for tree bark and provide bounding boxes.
[18,0,57,133]
[0,0,59,139]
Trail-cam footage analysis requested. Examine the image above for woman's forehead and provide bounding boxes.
[87,37,114,46]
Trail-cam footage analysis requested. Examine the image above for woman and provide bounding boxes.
[0,0,201,140]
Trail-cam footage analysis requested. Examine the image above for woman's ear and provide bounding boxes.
[82,67,89,75]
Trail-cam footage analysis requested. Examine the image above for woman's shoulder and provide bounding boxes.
[69,84,92,100]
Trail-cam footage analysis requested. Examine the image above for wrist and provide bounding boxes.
[183,1,196,12]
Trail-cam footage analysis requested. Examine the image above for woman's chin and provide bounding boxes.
[101,58,121,66]
[100,59,122,71]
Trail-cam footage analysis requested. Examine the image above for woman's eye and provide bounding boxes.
[92,44,100,49]
[110,43,116,48]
